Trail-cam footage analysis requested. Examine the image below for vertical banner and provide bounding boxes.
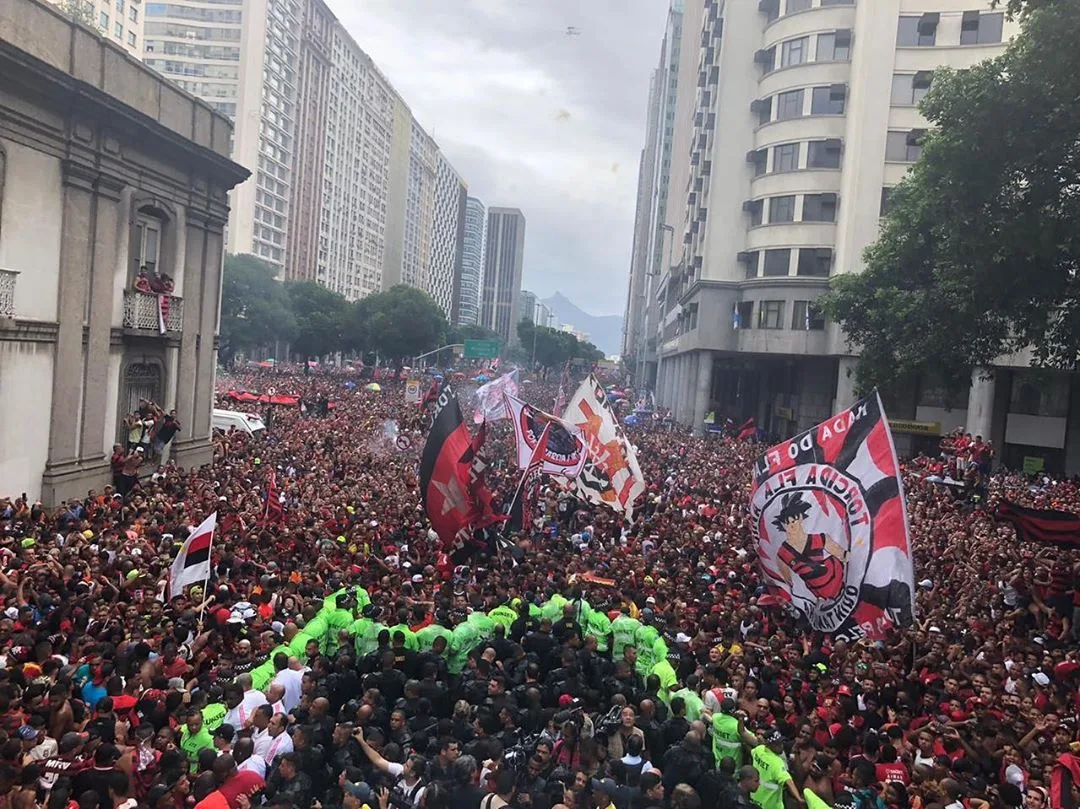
[748,392,915,641]
[405,379,422,404]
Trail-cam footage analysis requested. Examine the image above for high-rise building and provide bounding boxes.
[319,33,395,299]
[631,0,1016,440]
[519,291,537,324]
[429,153,467,320]
[458,197,486,326]
[47,0,146,57]
[481,208,526,344]
[141,0,469,303]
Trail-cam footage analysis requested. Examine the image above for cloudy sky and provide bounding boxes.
[326,0,670,317]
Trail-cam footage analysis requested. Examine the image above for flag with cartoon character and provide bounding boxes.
[749,392,915,641]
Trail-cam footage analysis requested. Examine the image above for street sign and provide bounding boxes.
[404,379,421,404]
[463,338,500,359]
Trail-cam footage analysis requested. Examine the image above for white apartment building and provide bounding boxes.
[48,0,145,56]
[318,32,395,299]
[458,196,486,326]
[140,0,470,305]
[632,0,1080,466]
[428,152,468,320]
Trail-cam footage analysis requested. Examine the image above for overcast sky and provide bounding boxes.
[326,0,669,318]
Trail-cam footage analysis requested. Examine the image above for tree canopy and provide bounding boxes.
[819,0,1080,399]
[516,320,604,368]
[356,285,449,363]
[286,281,350,360]
[219,254,296,362]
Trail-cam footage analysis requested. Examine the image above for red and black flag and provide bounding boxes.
[506,424,551,535]
[419,384,473,551]
[169,512,215,598]
[996,500,1080,546]
[737,417,757,440]
[420,378,440,409]
[261,469,284,526]
[462,420,505,531]
[749,392,914,642]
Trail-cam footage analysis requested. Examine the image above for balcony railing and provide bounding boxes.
[0,270,15,318]
[123,291,184,333]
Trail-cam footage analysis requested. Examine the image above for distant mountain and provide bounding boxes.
[542,292,624,356]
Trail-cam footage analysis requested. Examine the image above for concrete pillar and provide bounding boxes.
[692,351,714,436]
[79,178,124,462]
[967,367,996,441]
[174,216,206,443]
[192,225,224,441]
[834,356,859,412]
[674,355,688,425]
[679,354,696,426]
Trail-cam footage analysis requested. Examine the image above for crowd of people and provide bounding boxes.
[0,367,1077,809]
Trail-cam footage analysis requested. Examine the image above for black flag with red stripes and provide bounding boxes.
[419,384,473,551]
[996,500,1080,546]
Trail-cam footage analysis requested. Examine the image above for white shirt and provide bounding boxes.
[238,755,267,779]
[224,690,268,731]
[256,729,293,765]
[271,668,306,713]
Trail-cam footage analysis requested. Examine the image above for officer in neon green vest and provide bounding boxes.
[710,697,745,769]
[611,613,641,659]
[744,726,803,809]
[672,674,704,722]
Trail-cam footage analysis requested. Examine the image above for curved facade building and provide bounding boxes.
[640,0,1016,446]
[457,197,486,326]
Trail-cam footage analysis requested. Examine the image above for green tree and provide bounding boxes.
[819,0,1080,398]
[219,254,295,362]
[286,281,349,360]
[355,285,448,364]
[59,0,96,26]
[517,320,603,368]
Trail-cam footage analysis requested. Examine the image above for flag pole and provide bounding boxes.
[197,518,216,632]
[504,424,551,534]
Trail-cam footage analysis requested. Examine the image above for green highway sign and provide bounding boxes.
[463,338,500,359]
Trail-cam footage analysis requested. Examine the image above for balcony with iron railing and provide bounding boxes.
[122,290,184,333]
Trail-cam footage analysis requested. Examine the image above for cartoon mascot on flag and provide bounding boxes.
[772,491,849,600]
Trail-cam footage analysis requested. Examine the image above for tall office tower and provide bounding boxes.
[624,0,685,384]
[142,0,241,118]
[428,152,468,320]
[318,33,396,299]
[457,197,486,326]
[519,291,537,324]
[480,208,526,344]
[638,0,1014,438]
[400,122,438,292]
[47,0,146,56]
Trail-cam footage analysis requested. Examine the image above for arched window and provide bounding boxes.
[133,205,165,278]
[120,362,163,433]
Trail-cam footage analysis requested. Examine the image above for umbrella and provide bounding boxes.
[343,380,356,389]
[432,374,444,381]
[473,374,490,383]
[365,383,382,392]
[624,415,640,426]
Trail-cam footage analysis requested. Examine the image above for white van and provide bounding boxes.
[212,408,266,437]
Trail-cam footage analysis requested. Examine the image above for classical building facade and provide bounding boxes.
[0,0,248,503]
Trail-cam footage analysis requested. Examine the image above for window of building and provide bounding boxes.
[753,97,773,125]
[885,130,925,162]
[758,300,785,329]
[960,11,1004,44]
[817,30,851,61]
[781,36,809,67]
[748,148,768,176]
[100,11,108,28]
[880,187,894,216]
[803,193,838,221]
[128,30,136,46]
[797,247,833,276]
[769,195,796,223]
[776,89,804,120]
[133,212,162,277]
[761,0,780,23]
[786,0,811,11]
[114,21,123,38]
[116,0,124,11]
[897,14,939,47]
[773,142,800,172]
[739,251,760,278]
[807,139,842,168]
[891,72,933,105]
[820,0,854,4]
[737,301,755,327]
[763,249,791,277]
[811,84,846,114]
[792,300,827,330]
[129,6,138,21]
[745,198,764,226]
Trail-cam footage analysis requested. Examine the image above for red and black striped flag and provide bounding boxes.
[419,384,473,551]
[261,469,284,526]
[169,512,215,598]
[996,500,1080,546]
[506,423,551,535]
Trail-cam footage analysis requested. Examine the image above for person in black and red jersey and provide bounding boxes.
[773,492,849,600]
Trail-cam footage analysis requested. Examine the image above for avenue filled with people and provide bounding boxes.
[0,367,1077,809]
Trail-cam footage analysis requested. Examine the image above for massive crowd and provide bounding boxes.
[0,367,1077,809]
